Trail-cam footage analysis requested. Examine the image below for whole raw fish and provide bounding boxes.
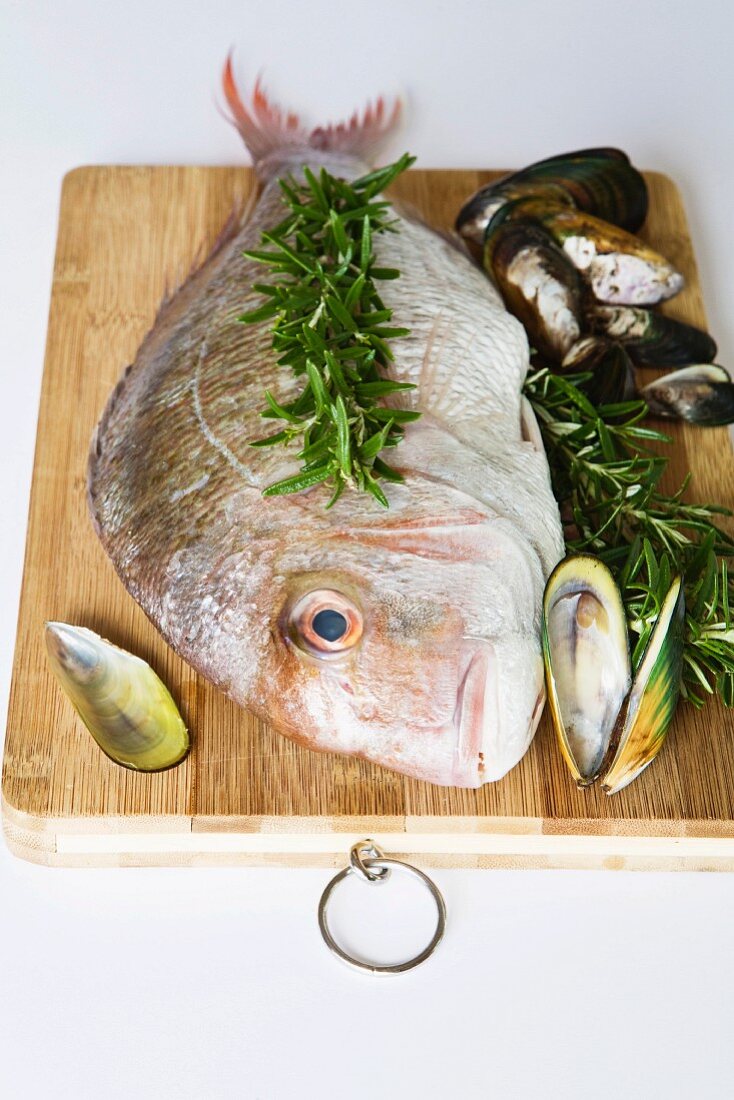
[88,62,564,787]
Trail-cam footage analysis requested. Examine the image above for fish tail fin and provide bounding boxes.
[221,53,401,173]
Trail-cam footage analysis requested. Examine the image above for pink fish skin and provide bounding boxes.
[88,60,564,787]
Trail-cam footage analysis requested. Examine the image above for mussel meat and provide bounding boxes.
[484,218,584,362]
[489,198,684,307]
[601,578,685,794]
[45,622,190,771]
[543,560,686,794]
[587,305,717,367]
[561,336,636,405]
[456,147,648,245]
[640,365,734,426]
[542,556,632,785]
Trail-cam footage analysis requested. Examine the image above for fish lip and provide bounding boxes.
[453,640,493,784]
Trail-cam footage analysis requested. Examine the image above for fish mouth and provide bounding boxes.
[453,640,495,786]
[452,639,546,787]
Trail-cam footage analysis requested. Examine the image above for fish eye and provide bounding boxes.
[312,608,347,641]
[288,589,362,658]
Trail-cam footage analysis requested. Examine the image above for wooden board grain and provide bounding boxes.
[3,166,734,869]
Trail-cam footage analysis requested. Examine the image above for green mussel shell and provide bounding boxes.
[561,336,636,405]
[484,219,584,362]
[640,365,734,426]
[601,577,685,795]
[488,197,684,307]
[542,556,632,785]
[45,622,190,771]
[587,305,717,367]
[456,147,648,244]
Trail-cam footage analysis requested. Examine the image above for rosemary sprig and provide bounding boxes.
[524,367,734,706]
[240,153,417,507]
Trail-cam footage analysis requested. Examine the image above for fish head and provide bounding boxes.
[188,487,547,788]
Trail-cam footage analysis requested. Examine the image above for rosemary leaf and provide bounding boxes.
[262,466,334,497]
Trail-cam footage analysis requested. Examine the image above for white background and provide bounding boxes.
[2,2,733,1097]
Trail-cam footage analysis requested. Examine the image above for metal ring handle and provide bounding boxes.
[318,843,446,974]
[349,840,390,882]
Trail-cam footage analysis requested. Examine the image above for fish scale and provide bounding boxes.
[88,70,564,787]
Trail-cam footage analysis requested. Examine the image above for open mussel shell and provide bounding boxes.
[495,198,684,307]
[601,578,685,795]
[456,147,648,244]
[485,218,584,362]
[561,336,636,405]
[45,623,190,771]
[542,556,632,785]
[640,365,734,426]
[587,305,717,367]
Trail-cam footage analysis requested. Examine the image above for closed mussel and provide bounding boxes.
[502,147,648,231]
[456,147,648,244]
[640,365,734,426]
[45,622,190,771]
[485,218,584,362]
[561,336,636,405]
[542,556,632,785]
[457,177,572,249]
[588,305,717,367]
[601,578,685,794]
[493,198,684,307]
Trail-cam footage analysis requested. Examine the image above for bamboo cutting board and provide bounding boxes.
[3,166,734,869]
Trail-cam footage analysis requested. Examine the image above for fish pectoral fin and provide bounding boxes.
[520,396,545,453]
